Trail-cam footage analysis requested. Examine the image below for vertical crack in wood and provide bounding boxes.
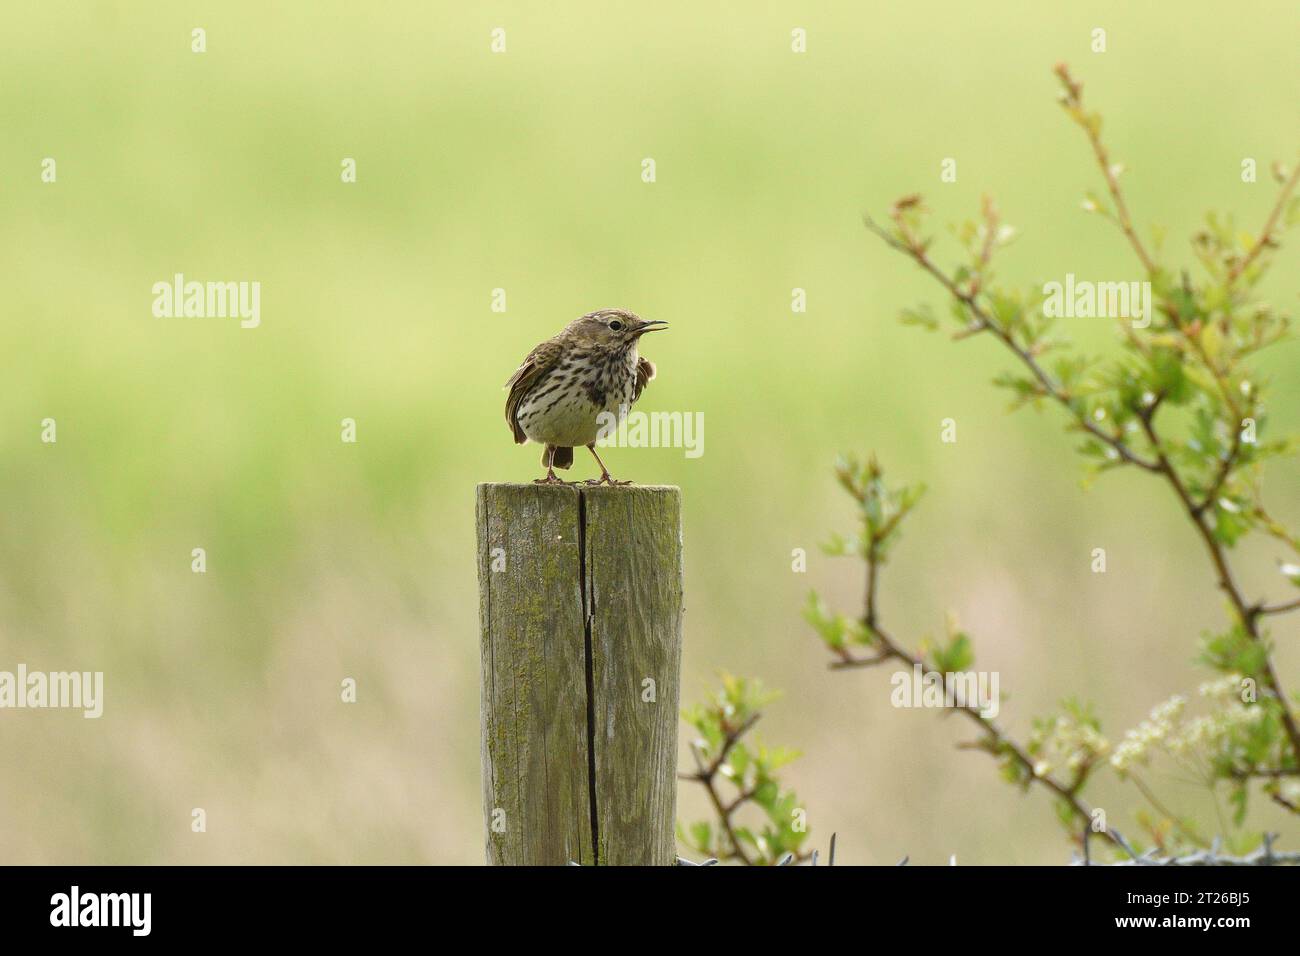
[479,483,680,865]
[577,489,601,864]
[479,487,496,862]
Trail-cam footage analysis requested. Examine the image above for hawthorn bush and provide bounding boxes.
[682,65,1299,865]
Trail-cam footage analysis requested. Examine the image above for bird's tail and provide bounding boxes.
[546,446,574,470]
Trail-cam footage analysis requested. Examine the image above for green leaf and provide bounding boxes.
[931,632,974,673]
[821,531,858,557]
[1054,798,1077,830]
[1147,348,1193,405]
[804,591,847,650]
[1200,626,1268,677]
[751,780,780,811]
[1228,784,1248,827]
[759,746,801,772]
[688,820,712,853]
[900,305,939,331]
[1211,498,1249,547]
[728,744,750,778]
[1286,195,1300,228]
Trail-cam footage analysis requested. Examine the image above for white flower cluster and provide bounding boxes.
[1111,696,1185,774]
[1109,676,1262,775]
[1030,714,1110,779]
[1197,673,1247,703]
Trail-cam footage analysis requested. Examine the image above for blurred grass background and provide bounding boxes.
[1,1,1297,863]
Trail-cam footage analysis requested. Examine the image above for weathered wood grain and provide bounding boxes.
[476,482,683,865]
[583,485,684,866]
[477,483,591,865]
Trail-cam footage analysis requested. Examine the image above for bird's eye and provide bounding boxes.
[608,320,624,331]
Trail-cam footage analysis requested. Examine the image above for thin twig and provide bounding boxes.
[1227,160,1300,285]
[865,215,1160,474]
[1194,424,1242,518]
[1135,405,1300,759]
[1054,63,1156,275]
[832,516,1119,848]
[1258,597,1300,618]
[680,715,761,866]
[868,203,1300,764]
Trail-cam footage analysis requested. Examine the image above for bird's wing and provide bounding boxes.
[504,338,563,443]
[632,357,656,403]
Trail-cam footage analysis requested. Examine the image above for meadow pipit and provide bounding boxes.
[504,308,667,484]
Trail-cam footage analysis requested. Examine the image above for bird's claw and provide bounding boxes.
[585,475,633,486]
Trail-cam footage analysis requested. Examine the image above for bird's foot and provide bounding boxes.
[585,472,633,486]
[534,470,568,485]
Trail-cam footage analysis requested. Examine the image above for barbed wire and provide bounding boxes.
[670,831,1300,866]
[676,832,838,866]
[1073,830,1300,866]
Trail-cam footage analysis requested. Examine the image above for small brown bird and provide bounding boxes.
[504,308,667,484]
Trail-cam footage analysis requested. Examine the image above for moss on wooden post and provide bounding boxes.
[476,483,684,865]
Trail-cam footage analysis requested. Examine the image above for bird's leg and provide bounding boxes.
[584,444,632,485]
[534,446,567,484]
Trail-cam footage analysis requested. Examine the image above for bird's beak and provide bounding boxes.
[633,320,669,337]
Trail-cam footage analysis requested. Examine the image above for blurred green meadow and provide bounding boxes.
[2,1,1297,863]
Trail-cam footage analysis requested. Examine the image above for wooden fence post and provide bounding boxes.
[476,483,684,865]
